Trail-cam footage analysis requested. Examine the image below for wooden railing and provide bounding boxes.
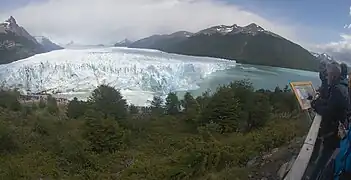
[284,114,322,180]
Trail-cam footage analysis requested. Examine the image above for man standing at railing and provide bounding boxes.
[311,61,350,179]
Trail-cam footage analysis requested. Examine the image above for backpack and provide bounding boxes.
[334,127,351,180]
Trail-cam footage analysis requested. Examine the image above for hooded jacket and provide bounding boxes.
[314,63,349,132]
[340,63,350,105]
[318,60,329,99]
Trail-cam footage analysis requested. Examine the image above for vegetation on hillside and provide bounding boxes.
[0,81,308,179]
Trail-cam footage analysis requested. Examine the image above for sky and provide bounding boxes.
[0,0,351,61]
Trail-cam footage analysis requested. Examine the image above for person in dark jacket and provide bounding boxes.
[340,63,350,126]
[318,60,329,99]
[340,63,348,80]
[310,62,349,179]
[315,62,349,136]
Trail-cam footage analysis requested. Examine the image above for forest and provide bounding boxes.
[0,80,308,179]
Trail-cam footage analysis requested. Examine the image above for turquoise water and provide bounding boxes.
[183,63,320,97]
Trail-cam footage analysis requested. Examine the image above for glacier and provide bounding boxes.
[0,47,236,106]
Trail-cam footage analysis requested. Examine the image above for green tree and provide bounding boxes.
[150,95,164,114]
[84,111,128,153]
[196,89,211,111]
[0,90,21,111]
[201,86,241,133]
[165,92,180,115]
[89,85,127,120]
[129,104,139,114]
[47,95,59,115]
[246,93,271,131]
[181,92,200,123]
[38,98,46,109]
[270,86,297,113]
[0,123,17,154]
[67,97,88,119]
[228,80,256,131]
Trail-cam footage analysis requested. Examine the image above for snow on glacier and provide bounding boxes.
[0,47,236,106]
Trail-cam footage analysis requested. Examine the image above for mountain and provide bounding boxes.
[0,16,59,64]
[130,31,193,50]
[114,39,133,47]
[311,52,334,61]
[34,36,63,52]
[129,24,319,72]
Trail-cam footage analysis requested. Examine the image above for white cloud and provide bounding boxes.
[0,0,301,45]
[318,34,351,52]
[314,6,351,63]
[316,34,351,63]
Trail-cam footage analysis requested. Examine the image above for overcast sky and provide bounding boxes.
[0,0,351,61]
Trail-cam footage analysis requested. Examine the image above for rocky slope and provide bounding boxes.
[0,16,61,64]
[130,31,193,50]
[34,36,63,52]
[130,24,319,72]
[114,39,133,47]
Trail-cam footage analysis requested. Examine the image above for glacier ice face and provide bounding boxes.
[0,47,236,106]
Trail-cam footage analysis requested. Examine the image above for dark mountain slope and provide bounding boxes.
[129,24,319,71]
[0,16,62,64]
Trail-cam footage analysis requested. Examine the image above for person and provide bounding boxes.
[311,62,349,179]
[318,60,329,100]
[331,63,351,180]
[340,63,350,127]
[315,62,349,130]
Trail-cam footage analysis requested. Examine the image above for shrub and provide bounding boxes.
[89,85,127,120]
[84,115,129,153]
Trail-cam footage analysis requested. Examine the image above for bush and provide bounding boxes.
[129,104,139,114]
[201,85,241,133]
[181,92,201,124]
[165,92,180,115]
[0,90,21,111]
[0,81,306,179]
[89,85,127,120]
[0,123,17,154]
[47,95,59,115]
[151,95,164,115]
[84,114,129,153]
[67,97,89,119]
[38,98,46,109]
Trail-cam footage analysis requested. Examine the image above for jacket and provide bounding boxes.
[314,78,349,130]
[319,69,329,99]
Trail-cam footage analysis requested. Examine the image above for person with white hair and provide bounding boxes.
[311,61,350,179]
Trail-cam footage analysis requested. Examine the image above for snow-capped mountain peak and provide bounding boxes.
[169,31,193,38]
[196,23,276,37]
[0,16,37,43]
[310,51,336,62]
[320,53,333,61]
[5,16,16,26]
[244,23,265,32]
